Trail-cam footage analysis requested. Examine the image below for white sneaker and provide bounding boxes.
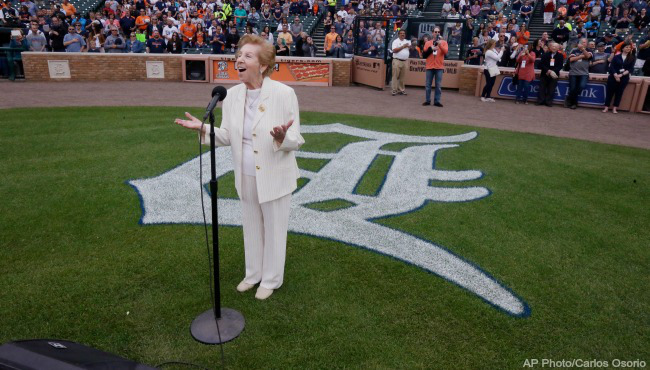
[236,281,255,292]
[481,97,488,102]
[255,287,274,300]
[487,98,496,102]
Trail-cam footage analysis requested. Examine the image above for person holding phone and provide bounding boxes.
[514,43,536,104]
[422,27,448,107]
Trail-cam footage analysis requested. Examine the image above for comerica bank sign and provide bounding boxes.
[498,77,607,105]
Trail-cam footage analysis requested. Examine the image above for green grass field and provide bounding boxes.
[1,107,649,369]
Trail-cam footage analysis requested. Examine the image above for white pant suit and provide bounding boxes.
[202,77,304,290]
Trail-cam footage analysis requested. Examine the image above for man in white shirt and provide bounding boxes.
[162,19,179,42]
[391,30,411,96]
[336,8,348,19]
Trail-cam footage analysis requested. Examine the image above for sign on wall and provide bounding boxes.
[211,56,332,86]
[403,59,462,89]
[352,56,386,89]
[497,77,606,105]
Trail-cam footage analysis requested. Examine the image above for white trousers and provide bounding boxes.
[544,12,553,24]
[240,175,291,290]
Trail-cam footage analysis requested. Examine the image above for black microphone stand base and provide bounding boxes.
[190,308,245,344]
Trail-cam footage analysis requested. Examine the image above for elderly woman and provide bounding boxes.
[175,35,304,300]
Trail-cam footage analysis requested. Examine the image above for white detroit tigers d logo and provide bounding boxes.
[128,124,530,317]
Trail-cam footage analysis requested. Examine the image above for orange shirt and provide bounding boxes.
[61,2,76,16]
[136,15,150,30]
[517,31,530,45]
[180,23,197,42]
[424,39,448,69]
[324,32,338,51]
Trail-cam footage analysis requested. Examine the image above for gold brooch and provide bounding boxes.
[259,105,265,112]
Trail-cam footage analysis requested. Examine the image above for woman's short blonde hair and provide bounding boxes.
[237,34,276,78]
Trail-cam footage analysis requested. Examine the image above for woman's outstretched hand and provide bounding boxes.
[174,112,204,134]
[270,119,293,144]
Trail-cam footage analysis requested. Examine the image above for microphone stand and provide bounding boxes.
[190,111,245,345]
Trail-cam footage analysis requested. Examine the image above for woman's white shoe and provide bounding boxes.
[236,281,255,292]
[255,287,274,300]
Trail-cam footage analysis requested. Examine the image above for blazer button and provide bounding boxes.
[252,133,257,137]
[254,150,258,154]
[256,166,260,170]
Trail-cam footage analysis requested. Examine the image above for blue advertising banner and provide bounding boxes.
[497,77,606,105]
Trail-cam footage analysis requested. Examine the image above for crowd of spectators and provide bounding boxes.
[0,0,329,55]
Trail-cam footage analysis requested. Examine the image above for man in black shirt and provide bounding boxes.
[48,15,68,52]
[551,20,570,45]
[536,42,564,106]
[146,29,166,53]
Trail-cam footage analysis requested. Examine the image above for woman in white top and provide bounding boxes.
[175,35,305,300]
[481,39,503,102]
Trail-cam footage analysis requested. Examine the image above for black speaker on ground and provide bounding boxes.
[185,60,207,81]
[0,339,158,370]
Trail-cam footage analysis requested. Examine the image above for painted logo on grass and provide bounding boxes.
[128,124,530,317]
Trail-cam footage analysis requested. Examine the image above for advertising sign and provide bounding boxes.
[497,77,606,105]
[352,56,386,89]
[403,59,462,89]
[210,55,332,86]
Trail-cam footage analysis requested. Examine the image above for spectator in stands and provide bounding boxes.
[8,29,27,76]
[262,25,273,44]
[146,29,166,53]
[344,29,355,56]
[470,1,481,18]
[105,27,125,53]
[552,19,570,45]
[277,23,293,49]
[511,0,522,16]
[290,16,303,38]
[276,17,290,32]
[210,26,226,53]
[334,14,346,36]
[566,38,593,109]
[226,26,240,53]
[195,24,207,48]
[135,9,150,33]
[180,17,196,49]
[360,33,378,57]
[247,7,260,29]
[466,36,483,64]
[27,21,47,51]
[638,36,650,76]
[536,42,563,106]
[449,22,462,45]
[48,15,67,52]
[63,23,86,52]
[614,8,633,29]
[423,26,448,107]
[514,44,536,104]
[370,21,385,43]
[544,0,556,23]
[391,29,410,96]
[602,41,635,113]
[166,31,182,53]
[590,42,610,73]
[61,0,75,17]
[441,0,452,17]
[126,32,145,52]
[275,36,289,55]
[119,10,136,38]
[520,1,533,23]
[324,26,338,56]
[330,34,346,58]
[585,17,600,37]
[634,8,649,28]
[409,38,422,58]
[481,39,502,102]
[273,3,283,22]
[302,35,317,56]
[147,15,163,38]
[234,3,247,27]
[162,19,178,42]
[86,23,104,52]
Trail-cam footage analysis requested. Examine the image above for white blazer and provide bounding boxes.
[203,77,305,204]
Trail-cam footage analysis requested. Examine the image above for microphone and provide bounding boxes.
[203,86,228,120]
